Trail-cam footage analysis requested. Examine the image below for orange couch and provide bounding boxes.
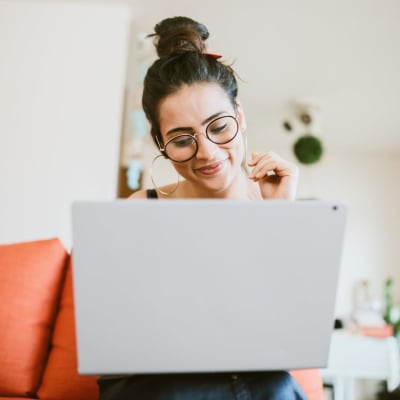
[0,238,325,400]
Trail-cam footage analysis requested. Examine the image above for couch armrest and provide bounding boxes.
[0,238,68,397]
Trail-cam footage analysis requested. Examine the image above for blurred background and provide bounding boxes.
[1,1,400,397]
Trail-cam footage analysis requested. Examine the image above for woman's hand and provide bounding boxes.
[248,151,299,200]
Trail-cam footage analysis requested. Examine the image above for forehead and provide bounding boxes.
[158,82,234,133]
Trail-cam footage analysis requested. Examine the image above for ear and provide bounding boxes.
[235,99,247,132]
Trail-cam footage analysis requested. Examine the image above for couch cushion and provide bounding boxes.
[37,258,99,400]
[0,398,35,400]
[0,238,68,397]
[290,369,325,400]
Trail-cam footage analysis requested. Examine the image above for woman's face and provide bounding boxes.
[158,82,246,194]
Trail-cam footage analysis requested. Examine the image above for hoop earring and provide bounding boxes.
[150,154,180,196]
[241,128,249,174]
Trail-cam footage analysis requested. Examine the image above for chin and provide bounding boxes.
[198,173,237,195]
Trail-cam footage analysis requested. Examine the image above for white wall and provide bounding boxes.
[0,1,131,249]
[296,152,400,318]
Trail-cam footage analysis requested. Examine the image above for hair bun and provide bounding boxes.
[150,16,209,58]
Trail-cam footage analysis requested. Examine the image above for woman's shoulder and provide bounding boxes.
[129,188,161,199]
[128,190,149,199]
[128,180,192,200]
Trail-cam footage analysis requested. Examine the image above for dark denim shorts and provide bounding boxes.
[98,371,307,400]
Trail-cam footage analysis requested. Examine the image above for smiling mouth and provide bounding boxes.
[195,159,227,175]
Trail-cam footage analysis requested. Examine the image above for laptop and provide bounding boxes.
[71,199,346,375]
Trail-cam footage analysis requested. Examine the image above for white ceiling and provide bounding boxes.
[127,0,400,155]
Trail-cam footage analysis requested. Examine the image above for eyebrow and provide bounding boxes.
[165,111,226,136]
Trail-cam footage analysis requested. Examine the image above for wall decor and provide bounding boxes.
[282,100,324,166]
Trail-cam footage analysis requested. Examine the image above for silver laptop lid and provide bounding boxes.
[72,200,346,375]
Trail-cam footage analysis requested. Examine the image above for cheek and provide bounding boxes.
[171,161,192,176]
[222,134,245,158]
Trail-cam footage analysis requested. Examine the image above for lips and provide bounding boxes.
[195,159,227,175]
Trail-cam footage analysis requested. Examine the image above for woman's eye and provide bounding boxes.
[209,123,227,134]
[173,137,193,147]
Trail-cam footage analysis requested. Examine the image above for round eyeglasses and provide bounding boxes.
[157,115,239,163]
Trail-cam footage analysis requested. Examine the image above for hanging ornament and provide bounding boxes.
[293,134,324,165]
[282,100,325,165]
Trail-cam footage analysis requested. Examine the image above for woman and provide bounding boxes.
[98,16,304,400]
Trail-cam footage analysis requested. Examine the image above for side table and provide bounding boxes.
[320,330,400,400]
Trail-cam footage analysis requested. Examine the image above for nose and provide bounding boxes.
[195,133,219,160]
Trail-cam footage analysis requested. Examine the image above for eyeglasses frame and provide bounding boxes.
[156,115,240,163]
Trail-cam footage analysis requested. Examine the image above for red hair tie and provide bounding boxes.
[203,52,222,59]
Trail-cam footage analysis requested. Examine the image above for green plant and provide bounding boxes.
[383,278,393,324]
[293,134,324,165]
[383,278,400,336]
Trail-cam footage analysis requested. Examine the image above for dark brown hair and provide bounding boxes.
[142,16,238,148]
